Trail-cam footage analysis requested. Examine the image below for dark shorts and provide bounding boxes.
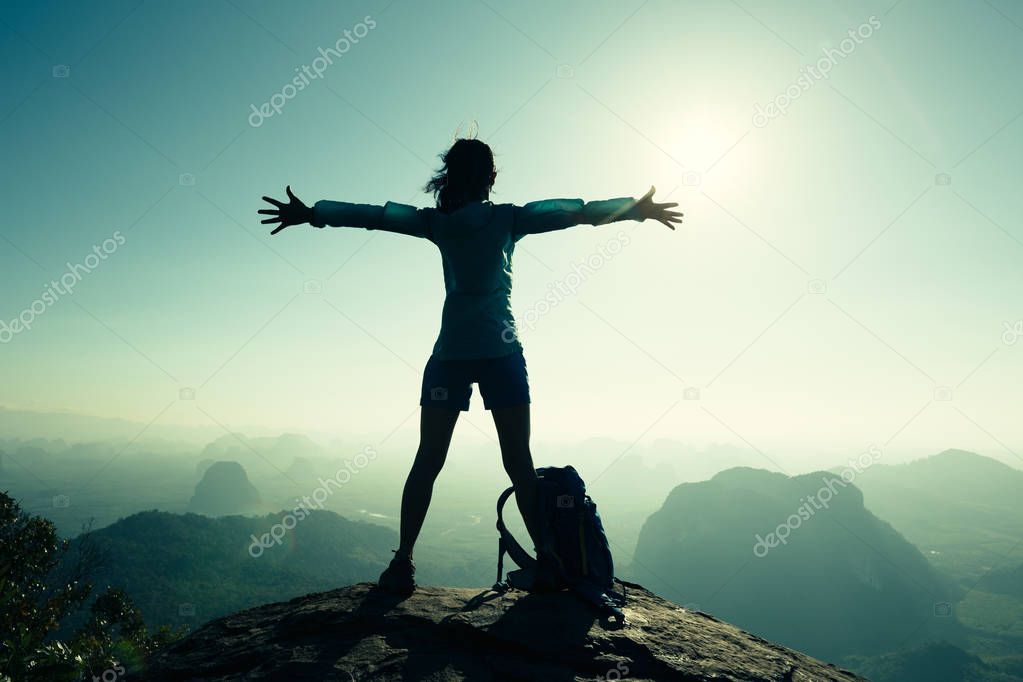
[420,350,531,411]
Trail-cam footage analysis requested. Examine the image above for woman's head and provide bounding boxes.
[425,138,496,213]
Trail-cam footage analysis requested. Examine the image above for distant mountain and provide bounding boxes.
[188,461,262,516]
[630,467,957,662]
[69,509,395,631]
[854,449,1023,579]
[194,458,215,479]
[977,561,1023,599]
[199,432,328,479]
[285,456,319,484]
[201,432,324,460]
[858,449,1023,510]
[0,406,219,446]
[849,641,1023,682]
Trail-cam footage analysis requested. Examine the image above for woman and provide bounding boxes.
[260,137,682,594]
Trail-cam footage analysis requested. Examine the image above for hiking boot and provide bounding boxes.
[378,552,416,594]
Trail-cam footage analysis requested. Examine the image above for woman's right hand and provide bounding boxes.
[260,185,312,235]
[634,186,683,230]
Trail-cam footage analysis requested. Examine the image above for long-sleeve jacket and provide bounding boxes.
[310,197,643,360]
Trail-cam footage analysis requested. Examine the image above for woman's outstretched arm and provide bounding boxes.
[260,186,432,239]
[512,186,682,238]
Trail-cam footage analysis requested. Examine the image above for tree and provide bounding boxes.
[0,491,180,681]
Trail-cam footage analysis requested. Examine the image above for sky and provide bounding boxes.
[1,0,1022,470]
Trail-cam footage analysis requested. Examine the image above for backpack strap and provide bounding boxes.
[495,485,537,577]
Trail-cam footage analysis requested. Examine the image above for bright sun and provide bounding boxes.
[671,110,746,179]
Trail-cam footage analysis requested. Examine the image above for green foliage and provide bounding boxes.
[0,491,181,681]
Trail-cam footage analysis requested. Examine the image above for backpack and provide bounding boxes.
[492,465,627,625]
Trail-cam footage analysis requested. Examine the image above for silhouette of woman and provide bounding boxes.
[260,137,682,593]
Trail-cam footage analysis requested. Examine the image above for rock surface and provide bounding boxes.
[148,581,865,681]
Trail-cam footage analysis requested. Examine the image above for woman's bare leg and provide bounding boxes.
[491,404,544,551]
[394,406,459,560]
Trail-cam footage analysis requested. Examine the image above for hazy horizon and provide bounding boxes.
[4,403,1022,475]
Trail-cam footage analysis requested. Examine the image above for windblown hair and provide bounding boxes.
[424,138,496,214]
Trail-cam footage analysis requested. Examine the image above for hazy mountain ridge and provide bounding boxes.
[856,449,1023,511]
[630,466,958,662]
[853,448,1023,582]
[67,508,396,632]
[977,562,1023,599]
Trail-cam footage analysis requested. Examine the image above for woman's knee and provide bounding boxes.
[502,452,536,483]
[412,446,447,479]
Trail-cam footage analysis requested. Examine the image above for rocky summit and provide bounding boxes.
[148,581,865,681]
